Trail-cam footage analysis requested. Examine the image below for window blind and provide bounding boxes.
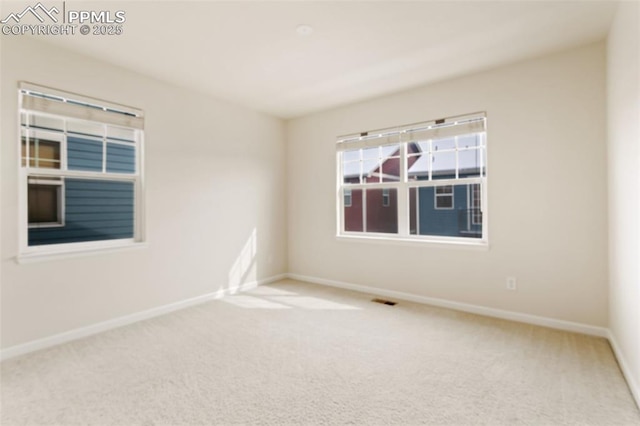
[336,112,485,151]
[19,82,144,130]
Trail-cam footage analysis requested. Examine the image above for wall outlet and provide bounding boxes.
[506,277,517,291]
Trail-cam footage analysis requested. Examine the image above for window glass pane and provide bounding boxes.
[410,184,482,239]
[344,189,363,232]
[366,188,398,233]
[106,126,136,142]
[67,120,104,137]
[407,153,428,181]
[380,154,400,182]
[458,148,482,178]
[28,114,64,132]
[458,134,482,149]
[431,150,456,180]
[433,137,456,151]
[21,136,61,169]
[28,182,61,225]
[28,179,134,246]
[362,146,379,160]
[67,136,103,172]
[106,142,136,174]
[343,161,362,184]
[343,145,400,184]
[361,159,379,183]
[342,149,360,162]
[37,140,61,168]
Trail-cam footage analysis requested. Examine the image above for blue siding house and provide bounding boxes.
[408,135,484,239]
[28,134,136,246]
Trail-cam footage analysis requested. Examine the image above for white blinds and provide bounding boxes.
[336,112,485,151]
[19,82,144,130]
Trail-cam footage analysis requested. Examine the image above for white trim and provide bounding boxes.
[17,240,148,264]
[336,233,488,249]
[286,273,608,338]
[607,330,640,409]
[19,81,143,118]
[0,273,288,361]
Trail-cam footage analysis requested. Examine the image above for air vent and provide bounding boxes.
[371,298,397,306]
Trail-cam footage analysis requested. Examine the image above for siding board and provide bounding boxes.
[29,178,135,246]
[67,136,103,172]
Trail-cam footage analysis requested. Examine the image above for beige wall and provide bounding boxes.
[0,37,288,349]
[287,43,608,326]
[607,1,640,402]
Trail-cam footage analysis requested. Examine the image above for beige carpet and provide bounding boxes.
[2,279,639,425]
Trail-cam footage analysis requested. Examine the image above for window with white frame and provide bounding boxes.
[434,185,454,210]
[18,83,145,258]
[337,112,486,243]
[344,188,352,207]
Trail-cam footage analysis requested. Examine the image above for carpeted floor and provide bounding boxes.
[2,279,639,425]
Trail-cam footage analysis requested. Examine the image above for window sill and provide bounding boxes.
[336,234,489,250]
[16,241,148,264]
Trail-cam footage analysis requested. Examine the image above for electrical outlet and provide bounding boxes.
[506,277,517,291]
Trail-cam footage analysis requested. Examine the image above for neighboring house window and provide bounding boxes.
[344,188,352,207]
[434,185,453,209]
[470,183,482,225]
[382,188,390,207]
[18,83,145,259]
[28,177,64,227]
[337,113,486,243]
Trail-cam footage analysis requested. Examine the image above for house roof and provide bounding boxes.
[343,145,400,178]
[408,135,482,177]
[343,135,483,179]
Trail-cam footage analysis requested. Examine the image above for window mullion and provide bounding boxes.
[362,188,367,232]
[397,143,409,237]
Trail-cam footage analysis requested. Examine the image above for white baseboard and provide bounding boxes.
[607,330,640,409]
[286,273,609,338]
[0,274,287,361]
[291,272,639,408]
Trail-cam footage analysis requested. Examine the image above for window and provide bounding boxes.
[434,185,453,209]
[28,177,64,227]
[382,188,390,207]
[18,83,145,258]
[344,188,352,207]
[470,183,482,226]
[337,113,486,243]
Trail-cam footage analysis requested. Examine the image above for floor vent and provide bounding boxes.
[371,298,397,306]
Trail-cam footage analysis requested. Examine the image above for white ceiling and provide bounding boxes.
[22,1,618,118]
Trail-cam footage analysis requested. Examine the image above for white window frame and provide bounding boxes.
[17,82,146,263]
[336,112,488,246]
